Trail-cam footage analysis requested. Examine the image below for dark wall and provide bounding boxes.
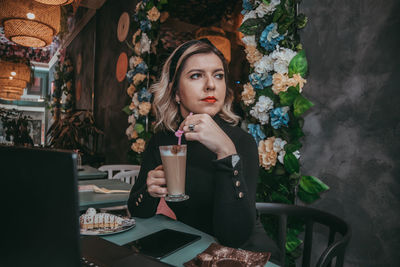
[94,0,138,163]
[299,0,400,266]
[67,17,95,111]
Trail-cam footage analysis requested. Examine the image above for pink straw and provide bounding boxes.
[174,113,193,145]
[175,130,184,145]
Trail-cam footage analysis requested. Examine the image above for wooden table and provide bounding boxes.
[102,215,280,267]
[78,165,107,180]
[79,179,132,211]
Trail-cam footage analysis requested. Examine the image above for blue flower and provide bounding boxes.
[248,124,266,146]
[136,62,148,74]
[260,23,284,51]
[241,0,253,14]
[270,107,290,129]
[126,69,136,84]
[138,87,152,102]
[140,19,151,32]
[249,73,272,90]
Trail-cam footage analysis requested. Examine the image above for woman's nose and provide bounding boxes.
[205,75,215,91]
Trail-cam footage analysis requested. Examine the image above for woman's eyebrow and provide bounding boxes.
[186,68,224,73]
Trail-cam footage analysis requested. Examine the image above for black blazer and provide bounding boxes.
[128,115,259,247]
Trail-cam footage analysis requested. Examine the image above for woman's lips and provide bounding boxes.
[201,97,217,103]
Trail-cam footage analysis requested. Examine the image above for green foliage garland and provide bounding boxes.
[240,0,328,263]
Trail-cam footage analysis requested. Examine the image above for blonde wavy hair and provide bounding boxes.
[151,39,240,132]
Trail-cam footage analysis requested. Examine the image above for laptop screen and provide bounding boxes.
[0,146,81,267]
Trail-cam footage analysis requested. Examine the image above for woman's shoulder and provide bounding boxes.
[216,116,255,145]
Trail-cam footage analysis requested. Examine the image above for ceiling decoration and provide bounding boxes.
[0,0,60,48]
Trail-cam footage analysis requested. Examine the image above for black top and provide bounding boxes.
[128,116,258,247]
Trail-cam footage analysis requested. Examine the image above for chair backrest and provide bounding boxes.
[98,164,140,184]
[256,203,351,267]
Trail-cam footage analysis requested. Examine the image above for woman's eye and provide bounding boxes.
[215,73,224,79]
[190,73,201,79]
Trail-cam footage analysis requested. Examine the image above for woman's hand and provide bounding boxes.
[146,165,167,198]
[179,113,237,160]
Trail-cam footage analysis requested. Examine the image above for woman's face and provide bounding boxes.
[175,52,226,118]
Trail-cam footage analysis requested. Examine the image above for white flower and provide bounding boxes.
[271,47,297,74]
[255,0,280,18]
[128,114,136,124]
[267,24,280,42]
[254,55,274,74]
[273,137,287,152]
[250,95,274,125]
[242,35,257,47]
[140,33,151,54]
[242,10,257,22]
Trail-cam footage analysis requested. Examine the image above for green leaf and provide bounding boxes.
[288,50,308,77]
[286,231,302,253]
[298,187,320,203]
[283,152,299,174]
[296,13,308,29]
[293,95,314,117]
[279,86,299,106]
[284,141,302,153]
[270,191,291,204]
[262,0,271,5]
[160,0,168,4]
[239,18,264,35]
[134,123,145,134]
[122,105,132,115]
[300,176,329,194]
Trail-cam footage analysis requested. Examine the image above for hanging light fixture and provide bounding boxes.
[0,60,31,100]
[0,0,60,47]
[33,0,73,5]
[0,91,23,101]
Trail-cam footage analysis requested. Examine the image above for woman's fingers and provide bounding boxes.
[147,165,167,197]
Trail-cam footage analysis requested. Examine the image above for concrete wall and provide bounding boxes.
[299,0,400,266]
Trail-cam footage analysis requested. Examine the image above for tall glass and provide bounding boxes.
[159,144,189,202]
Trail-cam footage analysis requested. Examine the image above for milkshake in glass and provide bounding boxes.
[159,144,189,202]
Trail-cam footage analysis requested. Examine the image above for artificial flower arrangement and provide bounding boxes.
[123,0,169,164]
[240,0,329,261]
[51,54,75,121]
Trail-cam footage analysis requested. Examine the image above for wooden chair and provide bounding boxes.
[256,203,351,267]
[98,164,140,184]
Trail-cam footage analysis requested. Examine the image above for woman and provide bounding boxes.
[128,39,278,254]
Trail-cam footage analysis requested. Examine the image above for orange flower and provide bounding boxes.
[138,102,151,116]
[131,138,146,153]
[127,84,136,97]
[245,45,262,66]
[258,137,278,170]
[292,74,307,92]
[132,29,141,44]
[241,83,256,106]
[133,73,147,85]
[147,6,160,21]
[272,73,289,95]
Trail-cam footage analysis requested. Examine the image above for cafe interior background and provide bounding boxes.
[0,0,398,266]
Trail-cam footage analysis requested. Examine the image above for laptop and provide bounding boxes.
[0,146,172,267]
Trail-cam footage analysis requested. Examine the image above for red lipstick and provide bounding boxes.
[202,96,217,103]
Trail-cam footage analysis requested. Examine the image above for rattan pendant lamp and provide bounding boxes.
[33,0,73,5]
[0,0,61,47]
[0,59,31,100]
